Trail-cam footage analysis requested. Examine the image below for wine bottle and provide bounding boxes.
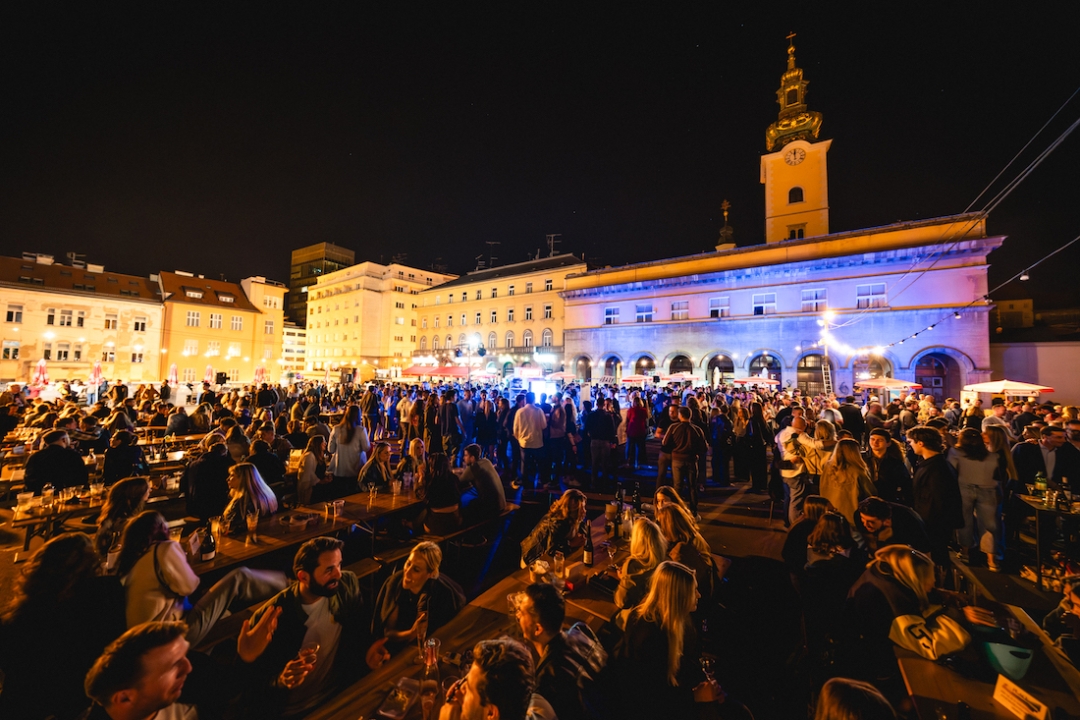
[200,525,217,562]
[420,638,440,720]
[633,481,642,514]
[583,522,594,567]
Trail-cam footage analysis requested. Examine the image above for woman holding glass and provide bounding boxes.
[221,462,279,535]
[615,516,668,610]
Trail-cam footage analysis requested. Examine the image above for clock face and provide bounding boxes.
[784,147,806,166]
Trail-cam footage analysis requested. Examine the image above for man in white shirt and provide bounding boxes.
[776,417,810,524]
[513,392,548,489]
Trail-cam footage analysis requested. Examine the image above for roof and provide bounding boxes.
[568,212,993,282]
[158,271,259,312]
[426,254,587,292]
[0,255,161,302]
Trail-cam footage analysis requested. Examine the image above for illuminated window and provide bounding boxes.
[801,289,827,313]
[856,283,887,309]
[670,301,689,321]
[709,298,729,318]
[752,293,777,316]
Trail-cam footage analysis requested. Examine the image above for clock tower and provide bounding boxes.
[760,34,831,244]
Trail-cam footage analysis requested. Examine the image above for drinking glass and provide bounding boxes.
[90,482,105,498]
[552,551,565,578]
[605,542,617,565]
[369,485,379,502]
[507,592,521,620]
[246,512,260,541]
[209,516,223,537]
[169,526,184,543]
[391,480,402,496]
[331,499,344,517]
[16,491,33,514]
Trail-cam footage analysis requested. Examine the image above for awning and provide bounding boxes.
[401,365,469,378]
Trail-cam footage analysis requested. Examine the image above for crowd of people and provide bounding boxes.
[1,376,1078,719]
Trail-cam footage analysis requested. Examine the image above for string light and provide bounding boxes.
[1020,270,1030,281]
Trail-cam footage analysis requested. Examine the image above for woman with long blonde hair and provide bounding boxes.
[395,437,425,480]
[612,561,729,716]
[656,503,717,603]
[221,462,279,534]
[819,438,875,524]
[615,516,668,609]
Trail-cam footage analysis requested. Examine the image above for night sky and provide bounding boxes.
[1,5,1078,307]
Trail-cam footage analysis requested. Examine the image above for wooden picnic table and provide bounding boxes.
[310,488,425,554]
[11,495,105,550]
[138,433,207,446]
[896,601,1080,718]
[305,544,605,720]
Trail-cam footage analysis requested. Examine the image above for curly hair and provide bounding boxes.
[472,637,535,720]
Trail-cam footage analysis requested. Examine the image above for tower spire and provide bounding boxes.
[765,34,823,151]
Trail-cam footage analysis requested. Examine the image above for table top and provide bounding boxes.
[309,489,425,526]
[12,495,104,527]
[138,433,207,446]
[1018,494,1080,515]
[897,601,1080,718]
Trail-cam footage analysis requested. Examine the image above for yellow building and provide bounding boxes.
[305,262,455,382]
[0,253,165,384]
[761,38,830,243]
[413,254,588,377]
[158,272,286,386]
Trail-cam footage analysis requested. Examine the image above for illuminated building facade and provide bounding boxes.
[562,43,1001,402]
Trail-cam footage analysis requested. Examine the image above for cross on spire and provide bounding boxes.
[786,32,797,69]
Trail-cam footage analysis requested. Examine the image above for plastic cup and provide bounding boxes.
[331,499,344,517]
[169,527,184,542]
[553,551,565,578]
[391,480,402,496]
[90,482,105,497]
[16,491,33,513]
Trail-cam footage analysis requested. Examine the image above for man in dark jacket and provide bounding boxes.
[838,397,867,445]
[183,437,233,521]
[243,537,388,718]
[856,496,932,555]
[24,429,89,492]
[1011,425,1080,552]
[256,383,277,410]
[584,401,617,490]
[906,427,963,572]
[661,406,706,515]
[516,583,604,720]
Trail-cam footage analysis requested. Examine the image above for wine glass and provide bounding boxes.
[700,656,716,682]
[604,542,617,565]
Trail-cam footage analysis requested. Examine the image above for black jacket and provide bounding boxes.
[24,443,89,492]
[854,501,932,554]
[584,409,617,443]
[1013,441,1080,491]
[865,451,914,507]
[102,444,148,485]
[912,453,963,533]
[371,571,465,653]
[183,447,233,520]
[535,627,604,720]
[838,403,866,440]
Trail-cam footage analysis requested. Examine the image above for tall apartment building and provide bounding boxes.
[281,321,307,381]
[305,262,455,382]
[0,253,164,384]
[158,272,286,386]
[287,243,355,326]
[412,254,588,378]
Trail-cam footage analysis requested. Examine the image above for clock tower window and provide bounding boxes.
[788,187,804,203]
[786,88,798,106]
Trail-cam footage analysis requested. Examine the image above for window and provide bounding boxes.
[545,279,553,291]
[671,301,689,321]
[263,347,272,360]
[263,296,280,309]
[709,297,730,318]
[802,289,827,313]
[433,336,440,350]
[505,332,514,348]
[186,311,200,327]
[101,350,115,362]
[183,339,198,356]
[787,88,798,106]
[104,313,118,329]
[395,317,404,325]
[264,320,275,335]
[217,292,235,303]
[507,308,515,322]
[184,288,203,299]
[752,293,777,315]
[635,304,653,323]
[604,307,620,325]
[5,305,22,323]
[73,345,82,361]
[393,285,406,293]
[46,308,56,325]
[231,315,243,331]
[59,309,73,326]
[394,336,403,342]
[207,341,221,356]
[43,343,52,360]
[422,317,428,329]
[475,290,482,300]
[788,226,805,240]
[395,302,405,309]
[487,332,497,348]
[490,310,497,323]
[461,292,467,302]
[458,333,467,347]
[209,313,222,329]
[525,282,533,294]
[541,328,553,347]
[2,340,19,359]
[475,312,482,325]
[491,288,498,299]
[447,315,453,327]
[508,285,515,296]
[434,316,440,328]
[446,335,453,348]
[54,342,69,361]
[460,314,466,326]
[525,306,533,321]
[227,342,241,357]
[131,352,144,363]
[182,368,195,383]
[788,187,804,203]
[856,283,888,309]
[543,304,552,319]
[76,311,85,327]
[228,369,239,382]
[522,330,533,347]
[448,295,453,304]
[420,336,428,351]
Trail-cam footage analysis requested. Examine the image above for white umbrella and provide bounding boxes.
[89,360,103,387]
[33,358,48,386]
[204,365,214,383]
[733,377,780,385]
[167,363,178,385]
[963,379,1054,395]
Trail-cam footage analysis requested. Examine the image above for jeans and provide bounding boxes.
[671,458,699,516]
[710,444,729,485]
[591,440,615,488]
[783,473,810,525]
[185,567,288,647]
[442,435,462,467]
[521,446,545,486]
[958,484,1003,560]
[627,436,647,467]
[657,451,672,486]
